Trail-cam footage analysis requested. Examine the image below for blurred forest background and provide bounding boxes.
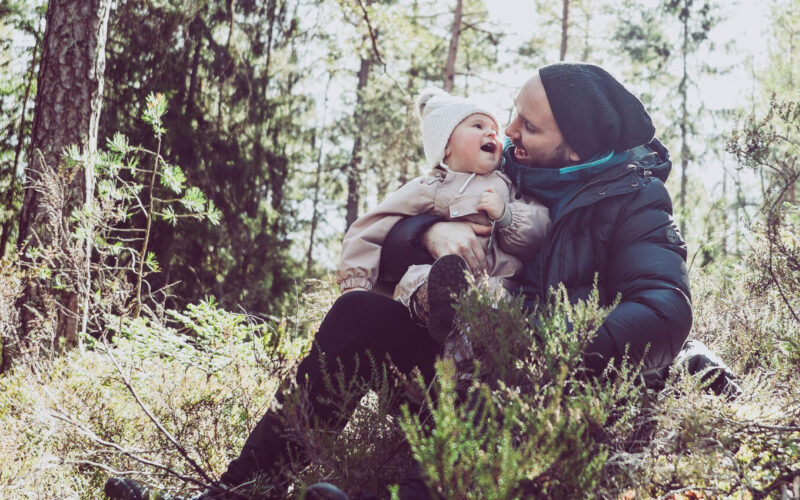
[1,0,792,316]
[0,0,798,498]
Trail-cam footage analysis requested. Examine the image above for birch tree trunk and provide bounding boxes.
[306,77,331,276]
[11,0,111,368]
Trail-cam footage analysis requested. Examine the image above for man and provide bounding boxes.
[383,63,692,381]
[106,63,702,500]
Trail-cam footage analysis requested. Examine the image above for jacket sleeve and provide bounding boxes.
[336,180,435,291]
[378,214,440,284]
[496,196,551,257]
[583,179,692,377]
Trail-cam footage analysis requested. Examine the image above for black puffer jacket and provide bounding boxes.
[380,139,691,378]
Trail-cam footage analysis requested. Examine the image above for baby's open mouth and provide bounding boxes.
[480,142,497,154]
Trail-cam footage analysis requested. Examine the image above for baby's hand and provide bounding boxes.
[477,187,506,220]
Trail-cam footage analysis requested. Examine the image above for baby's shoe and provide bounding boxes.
[408,281,430,327]
[427,255,469,343]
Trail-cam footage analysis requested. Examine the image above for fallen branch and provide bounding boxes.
[100,338,214,484]
[50,410,204,487]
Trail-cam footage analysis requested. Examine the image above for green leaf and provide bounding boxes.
[142,92,168,135]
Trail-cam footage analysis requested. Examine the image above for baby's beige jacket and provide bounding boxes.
[337,165,551,301]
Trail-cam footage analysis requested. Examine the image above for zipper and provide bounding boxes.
[537,165,641,287]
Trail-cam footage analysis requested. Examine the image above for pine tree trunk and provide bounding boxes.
[678,4,689,236]
[721,163,728,256]
[560,0,570,61]
[306,78,332,276]
[12,0,111,367]
[0,19,42,257]
[444,0,463,93]
[345,57,371,231]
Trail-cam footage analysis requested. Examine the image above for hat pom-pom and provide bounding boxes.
[416,87,447,119]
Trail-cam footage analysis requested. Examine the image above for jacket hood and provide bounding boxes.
[627,137,671,182]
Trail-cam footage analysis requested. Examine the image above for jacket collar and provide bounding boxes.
[551,138,672,223]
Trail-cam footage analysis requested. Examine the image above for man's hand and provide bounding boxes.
[477,187,506,220]
[422,221,491,272]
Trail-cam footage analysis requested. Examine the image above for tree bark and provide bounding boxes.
[345,56,371,231]
[306,77,332,277]
[678,0,689,236]
[12,0,111,366]
[444,0,463,93]
[0,18,43,257]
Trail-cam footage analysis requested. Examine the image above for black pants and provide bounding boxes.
[219,291,440,497]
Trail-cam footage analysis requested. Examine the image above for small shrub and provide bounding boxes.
[399,282,643,499]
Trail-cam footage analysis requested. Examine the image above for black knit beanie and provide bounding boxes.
[538,62,655,160]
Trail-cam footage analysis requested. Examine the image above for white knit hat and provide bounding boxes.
[416,88,499,169]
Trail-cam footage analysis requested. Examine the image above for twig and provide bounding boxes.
[65,459,159,478]
[134,132,161,317]
[355,0,384,66]
[50,410,204,486]
[100,338,214,484]
[656,485,726,500]
[353,0,407,96]
[753,468,800,499]
[723,417,800,433]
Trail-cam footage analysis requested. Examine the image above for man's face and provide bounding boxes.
[504,74,580,169]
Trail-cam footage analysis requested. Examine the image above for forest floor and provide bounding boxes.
[0,269,798,499]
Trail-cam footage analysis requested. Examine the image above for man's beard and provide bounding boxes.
[516,140,575,170]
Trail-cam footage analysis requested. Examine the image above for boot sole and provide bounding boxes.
[428,255,469,343]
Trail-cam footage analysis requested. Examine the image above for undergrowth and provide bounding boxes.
[1,97,798,499]
[1,259,797,499]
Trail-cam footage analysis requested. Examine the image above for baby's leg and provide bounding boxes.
[394,264,432,326]
[394,264,431,307]
[441,275,511,391]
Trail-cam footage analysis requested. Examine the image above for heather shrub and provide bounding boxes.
[0,295,314,499]
[398,282,644,499]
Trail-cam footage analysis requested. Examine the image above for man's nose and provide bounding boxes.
[504,123,516,138]
[503,116,515,137]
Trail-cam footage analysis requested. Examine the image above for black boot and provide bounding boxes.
[427,255,469,343]
[674,339,743,399]
[304,482,349,500]
[104,477,219,500]
[104,477,177,500]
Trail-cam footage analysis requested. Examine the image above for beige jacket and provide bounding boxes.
[337,165,551,293]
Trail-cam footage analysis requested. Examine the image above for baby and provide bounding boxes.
[336,88,550,341]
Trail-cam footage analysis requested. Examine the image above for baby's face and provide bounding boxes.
[443,113,502,175]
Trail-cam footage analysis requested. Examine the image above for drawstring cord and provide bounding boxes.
[438,162,495,249]
[457,173,476,194]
